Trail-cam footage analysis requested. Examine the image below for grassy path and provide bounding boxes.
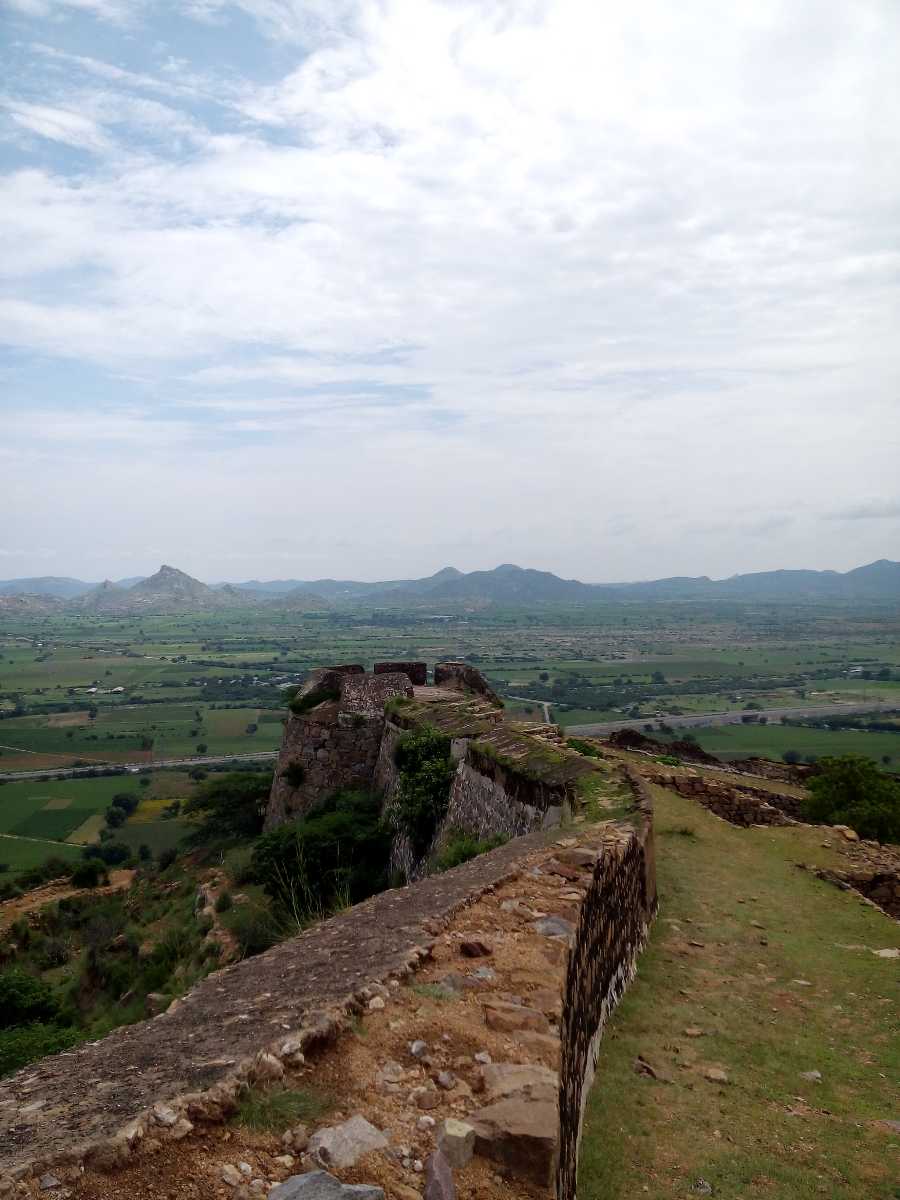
[579,786,899,1200]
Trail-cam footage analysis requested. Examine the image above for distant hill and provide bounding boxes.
[1,559,898,613]
[0,576,94,599]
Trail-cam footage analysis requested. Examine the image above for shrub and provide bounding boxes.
[434,831,507,872]
[251,790,390,919]
[289,688,340,716]
[282,762,306,789]
[82,841,130,866]
[223,901,286,959]
[0,967,60,1027]
[802,755,900,843]
[182,771,271,842]
[70,861,108,889]
[215,890,233,913]
[158,848,178,871]
[0,1023,79,1078]
[391,728,454,858]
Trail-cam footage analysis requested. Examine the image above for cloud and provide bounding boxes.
[4,100,113,152]
[1,0,899,578]
[826,500,900,521]
[4,0,144,22]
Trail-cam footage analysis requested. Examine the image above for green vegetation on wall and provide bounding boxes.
[391,727,455,857]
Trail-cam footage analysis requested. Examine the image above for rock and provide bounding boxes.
[308,1116,389,1169]
[222,1166,243,1187]
[252,1052,285,1083]
[683,1028,704,1038]
[873,948,899,958]
[436,1071,456,1091]
[833,824,860,841]
[469,966,495,982]
[703,1067,729,1084]
[513,1031,560,1068]
[469,1097,558,1189]
[368,996,385,1011]
[800,1070,822,1083]
[375,1061,405,1093]
[145,992,168,1015]
[459,940,492,958]
[169,1117,194,1140]
[410,1040,429,1059]
[416,1115,436,1132]
[393,1187,422,1200]
[474,1051,492,1065]
[423,1150,455,1200]
[274,1156,295,1170]
[480,1063,558,1102]
[282,1124,310,1153]
[438,1119,475,1169]
[532,915,575,940]
[792,979,813,987]
[482,1000,550,1034]
[529,988,562,1018]
[692,1180,713,1195]
[554,847,597,868]
[416,1089,442,1110]
[151,1102,178,1128]
[38,1175,62,1191]
[269,1172,385,1199]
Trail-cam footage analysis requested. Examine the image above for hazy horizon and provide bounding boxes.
[3,1,899,582]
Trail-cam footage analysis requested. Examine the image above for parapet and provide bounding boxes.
[433,661,502,704]
[374,660,427,685]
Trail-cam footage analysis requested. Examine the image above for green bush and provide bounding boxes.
[802,755,900,843]
[251,790,390,918]
[215,890,233,913]
[70,861,108,889]
[434,831,507,872]
[392,728,454,857]
[289,688,340,715]
[183,771,271,842]
[0,968,60,1028]
[282,761,306,788]
[0,1023,79,1078]
[223,901,286,959]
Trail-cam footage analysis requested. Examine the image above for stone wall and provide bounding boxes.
[374,660,427,685]
[439,761,561,845]
[266,711,384,828]
[644,769,804,827]
[557,781,657,1200]
[433,661,502,704]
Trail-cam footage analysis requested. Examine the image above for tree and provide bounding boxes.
[182,770,272,842]
[196,743,208,754]
[802,754,900,843]
[651,670,666,685]
[104,806,126,828]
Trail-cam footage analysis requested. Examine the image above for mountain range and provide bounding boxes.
[1,559,899,614]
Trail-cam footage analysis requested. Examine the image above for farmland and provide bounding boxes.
[1,600,898,880]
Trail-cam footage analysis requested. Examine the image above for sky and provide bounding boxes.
[2,0,899,584]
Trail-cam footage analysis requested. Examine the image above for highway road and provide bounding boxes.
[566,699,899,737]
[0,750,278,783]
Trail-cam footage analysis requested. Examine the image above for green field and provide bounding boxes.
[687,723,900,768]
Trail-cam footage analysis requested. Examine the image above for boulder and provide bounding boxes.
[513,1031,561,1069]
[482,1000,549,1034]
[423,1150,455,1200]
[479,1062,558,1103]
[532,916,575,940]
[308,1116,389,1169]
[437,1119,475,1169]
[469,1097,558,1189]
[269,1172,384,1200]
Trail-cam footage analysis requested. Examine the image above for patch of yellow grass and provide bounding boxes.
[131,794,184,823]
[67,813,106,845]
[42,796,72,810]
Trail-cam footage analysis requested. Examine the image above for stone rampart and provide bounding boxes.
[643,769,803,826]
[374,660,427,685]
[1,808,657,1200]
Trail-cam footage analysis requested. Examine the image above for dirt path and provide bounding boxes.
[0,869,135,933]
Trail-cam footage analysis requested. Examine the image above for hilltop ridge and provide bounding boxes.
[2,558,899,614]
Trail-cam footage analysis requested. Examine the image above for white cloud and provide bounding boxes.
[2,0,900,577]
[4,100,113,152]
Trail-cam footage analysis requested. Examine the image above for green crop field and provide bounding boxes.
[688,723,900,769]
[0,775,144,839]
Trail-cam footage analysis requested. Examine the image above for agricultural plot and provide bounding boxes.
[0,776,143,841]
[688,723,900,769]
